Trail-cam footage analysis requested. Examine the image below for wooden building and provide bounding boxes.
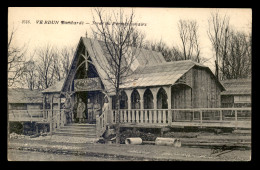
[8,88,43,119]
[9,37,251,136]
[58,37,225,129]
[220,79,251,108]
[8,87,65,122]
[42,79,66,111]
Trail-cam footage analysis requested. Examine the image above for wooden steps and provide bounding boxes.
[53,123,97,138]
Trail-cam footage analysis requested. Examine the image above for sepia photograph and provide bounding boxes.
[7,7,252,161]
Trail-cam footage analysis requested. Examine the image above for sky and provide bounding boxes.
[8,7,252,72]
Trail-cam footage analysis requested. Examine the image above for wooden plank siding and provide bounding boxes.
[171,67,222,110]
[190,67,221,108]
[169,67,222,121]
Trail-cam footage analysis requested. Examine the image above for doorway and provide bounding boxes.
[74,91,105,124]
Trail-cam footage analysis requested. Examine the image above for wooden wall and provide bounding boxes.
[171,85,192,109]
[171,66,222,109]
[191,67,222,108]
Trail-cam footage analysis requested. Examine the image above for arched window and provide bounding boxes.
[120,91,128,109]
[144,89,154,109]
[131,89,140,109]
[86,57,99,78]
[157,88,168,109]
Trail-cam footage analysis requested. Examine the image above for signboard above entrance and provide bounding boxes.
[74,77,102,92]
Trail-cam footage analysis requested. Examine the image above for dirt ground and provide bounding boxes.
[8,149,126,161]
[7,136,251,161]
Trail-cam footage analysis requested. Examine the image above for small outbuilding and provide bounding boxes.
[220,79,251,108]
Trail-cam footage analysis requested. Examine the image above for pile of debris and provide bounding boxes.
[29,132,49,138]
[119,130,160,144]
[163,132,199,138]
[9,132,26,139]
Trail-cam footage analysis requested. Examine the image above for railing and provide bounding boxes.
[8,109,45,122]
[111,108,251,129]
[96,110,108,138]
[8,109,66,134]
[112,109,170,125]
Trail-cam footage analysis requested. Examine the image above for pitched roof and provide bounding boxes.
[42,79,65,93]
[220,79,251,95]
[8,88,43,104]
[61,37,224,95]
[85,38,168,94]
[62,37,167,95]
[120,60,214,89]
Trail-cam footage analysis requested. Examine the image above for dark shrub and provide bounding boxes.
[9,122,23,134]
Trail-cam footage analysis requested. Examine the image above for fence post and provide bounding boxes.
[168,110,172,125]
[27,110,32,123]
[50,112,53,135]
[220,110,223,121]
[235,110,238,129]
[96,115,100,138]
[200,110,203,126]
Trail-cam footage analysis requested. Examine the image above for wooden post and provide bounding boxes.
[140,107,143,123]
[120,110,123,123]
[132,110,136,123]
[137,89,145,124]
[149,109,153,123]
[220,110,223,121]
[200,110,203,126]
[107,96,113,124]
[163,110,166,124]
[151,87,160,124]
[235,110,238,129]
[158,110,162,124]
[125,89,132,110]
[57,95,61,129]
[144,110,148,123]
[124,110,127,123]
[43,95,46,119]
[96,115,100,138]
[136,110,139,123]
[50,94,54,134]
[128,110,131,123]
[166,86,172,125]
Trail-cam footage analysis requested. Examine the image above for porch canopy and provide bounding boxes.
[120,60,207,89]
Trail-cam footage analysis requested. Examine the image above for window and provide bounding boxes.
[234,95,251,103]
[10,103,27,110]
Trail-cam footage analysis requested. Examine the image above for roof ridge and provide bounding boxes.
[135,59,205,68]
[82,37,163,56]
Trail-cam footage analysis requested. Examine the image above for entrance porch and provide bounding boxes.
[73,90,105,124]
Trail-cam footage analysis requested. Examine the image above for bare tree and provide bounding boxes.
[89,8,145,143]
[208,11,251,80]
[129,29,146,48]
[177,19,201,62]
[22,59,39,90]
[36,44,56,89]
[144,39,174,62]
[170,46,184,61]
[19,45,74,90]
[222,30,251,79]
[60,47,75,79]
[8,27,27,87]
[52,49,62,82]
[207,11,230,80]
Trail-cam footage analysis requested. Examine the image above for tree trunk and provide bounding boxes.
[115,93,120,144]
[215,60,219,80]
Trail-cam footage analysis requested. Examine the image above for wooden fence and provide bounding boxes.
[96,110,108,138]
[111,108,251,129]
[8,109,66,134]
